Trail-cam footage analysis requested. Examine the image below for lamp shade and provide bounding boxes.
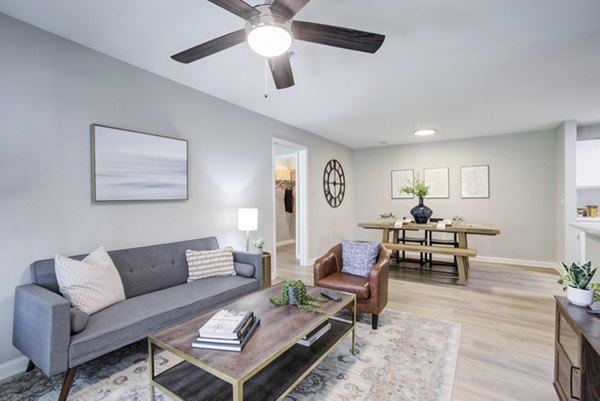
[238,208,258,231]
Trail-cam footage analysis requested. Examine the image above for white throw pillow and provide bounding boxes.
[55,246,126,314]
[186,249,236,282]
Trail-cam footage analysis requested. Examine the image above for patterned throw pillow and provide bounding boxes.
[55,246,126,315]
[341,240,381,277]
[186,249,236,282]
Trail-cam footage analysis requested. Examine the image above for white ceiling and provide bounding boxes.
[1,0,600,148]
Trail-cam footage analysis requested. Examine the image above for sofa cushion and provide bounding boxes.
[68,275,258,367]
[234,262,255,278]
[317,272,370,299]
[70,309,90,334]
[186,249,236,282]
[55,247,126,314]
[341,240,380,278]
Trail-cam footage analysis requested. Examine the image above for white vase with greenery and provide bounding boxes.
[558,261,598,306]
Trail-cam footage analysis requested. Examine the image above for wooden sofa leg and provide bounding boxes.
[25,360,35,372]
[372,314,379,330]
[58,367,78,401]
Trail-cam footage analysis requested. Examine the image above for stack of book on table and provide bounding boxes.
[297,321,331,347]
[192,309,260,352]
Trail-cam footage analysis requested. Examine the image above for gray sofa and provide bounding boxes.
[12,237,262,400]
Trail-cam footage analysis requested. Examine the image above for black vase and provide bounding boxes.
[411,197,433,224]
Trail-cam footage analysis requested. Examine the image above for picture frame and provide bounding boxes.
[424,167,449,199]
[91,124,188,202]
[391,169,414,199]
[461,165,490,198]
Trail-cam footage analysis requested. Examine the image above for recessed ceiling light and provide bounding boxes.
[379,141,388,144]
[414,129,437,136]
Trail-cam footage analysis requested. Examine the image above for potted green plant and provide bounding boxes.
[401,176,433,223]
[558,261,598,306]
[452,215,466,226]
[253,237,265,253]
[378,213,396,224]
[269,280,327,314]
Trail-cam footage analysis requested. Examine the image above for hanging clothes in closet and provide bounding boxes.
[284,186,295,214]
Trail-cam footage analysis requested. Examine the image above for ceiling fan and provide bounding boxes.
[171,0,385,90]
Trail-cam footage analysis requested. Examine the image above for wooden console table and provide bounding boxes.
[554,296,600,400]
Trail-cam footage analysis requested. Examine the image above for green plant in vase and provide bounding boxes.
[401,176,430,198]
[269,280,327,314]
[378,213,396,224]
[400,176,433,224]
[558,261,599,306]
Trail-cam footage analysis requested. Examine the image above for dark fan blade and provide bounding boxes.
[292,21,385,53]
[171,29,246,63]
[208,0,260,20]
[269,54,295,89]
[270,0,310,20]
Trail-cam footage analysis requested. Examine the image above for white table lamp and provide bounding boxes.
[238,208,258,251]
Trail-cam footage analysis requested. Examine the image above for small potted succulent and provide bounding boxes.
[452,215,466,226]
[269,280,327,314]
[253,237,265,253]
[558,261,599,306]
[378,213,397,224]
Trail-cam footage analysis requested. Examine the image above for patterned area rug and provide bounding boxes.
[0,309,460,401]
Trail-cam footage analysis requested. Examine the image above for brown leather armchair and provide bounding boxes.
[313,243,390,329]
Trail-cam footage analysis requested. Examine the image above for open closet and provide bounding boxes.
[274,146,298,264]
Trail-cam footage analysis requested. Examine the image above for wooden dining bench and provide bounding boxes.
[382,242,477,285]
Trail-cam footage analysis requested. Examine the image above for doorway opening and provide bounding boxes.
[272,138,308,279]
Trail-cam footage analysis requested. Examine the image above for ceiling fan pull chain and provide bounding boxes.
[264,58,269,98]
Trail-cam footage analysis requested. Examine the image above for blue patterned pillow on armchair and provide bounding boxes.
[341,240,381,277]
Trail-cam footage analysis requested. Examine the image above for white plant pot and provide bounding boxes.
[567,286,594,307]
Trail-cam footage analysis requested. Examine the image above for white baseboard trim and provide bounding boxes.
[305,257,317,267]
[276,239,296,247]
[0,355,28,381]
[472,255,559,270]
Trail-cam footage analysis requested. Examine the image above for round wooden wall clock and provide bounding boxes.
[323,159,345,208]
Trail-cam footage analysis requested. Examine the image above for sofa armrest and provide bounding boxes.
[13,284,71,376]
[368,246,391,313]
[314,243,343,285]
[232,251,263,289]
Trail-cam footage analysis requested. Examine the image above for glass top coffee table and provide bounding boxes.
[148,283,356,401]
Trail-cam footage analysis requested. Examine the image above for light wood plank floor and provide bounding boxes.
[274,244,562,401]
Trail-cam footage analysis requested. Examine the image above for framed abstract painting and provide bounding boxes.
[91,124,188,202]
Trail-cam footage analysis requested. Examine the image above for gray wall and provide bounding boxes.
[353,130,557,262]
[0,14,355,366]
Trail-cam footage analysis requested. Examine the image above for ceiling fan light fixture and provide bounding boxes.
[247,24,292,57]
[246,9,293,58]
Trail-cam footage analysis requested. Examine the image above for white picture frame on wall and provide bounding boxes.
[461,165,490,198]
[424,167,449,199]
[391,169,414,199]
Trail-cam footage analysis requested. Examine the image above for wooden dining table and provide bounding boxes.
[358,221,501,285]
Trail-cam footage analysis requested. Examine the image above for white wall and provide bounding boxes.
[0,14,354,368]
[555,121,578,264]
[353,130,557,263]
[576,123,600,209]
